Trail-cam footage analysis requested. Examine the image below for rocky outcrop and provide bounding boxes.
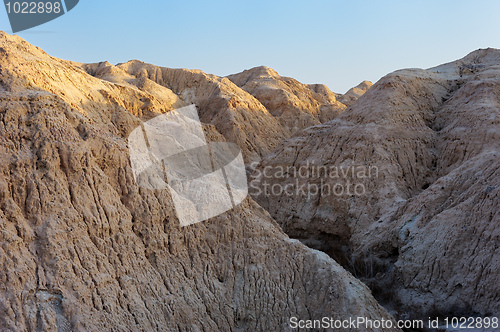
[337,80,373,107]
[0,32,398,331]
[0,38,188,122]
[111,61,290,163]
[250,48,500,319]
[81,62,368,164]
[227,66,347,132]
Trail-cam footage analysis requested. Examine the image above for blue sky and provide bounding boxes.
[1,0,499,93]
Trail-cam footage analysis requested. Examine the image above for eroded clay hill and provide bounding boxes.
[82,60,371,163]
[89,61,290,163]
[251,48,500,319]
[337,80,373,107]
[227,66,361,132]
[0,32,398,331]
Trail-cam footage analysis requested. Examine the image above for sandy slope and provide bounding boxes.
[251,48,500,319]
[0,32,397,331]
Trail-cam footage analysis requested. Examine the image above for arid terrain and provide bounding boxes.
[251,48,500,320]
[0,30,498,331]
[0,31,392,331]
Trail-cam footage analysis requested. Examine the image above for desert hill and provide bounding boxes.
[250,48,500,319]
[226,66,357,132]
[338,80,373,106]
[0,32,396,331]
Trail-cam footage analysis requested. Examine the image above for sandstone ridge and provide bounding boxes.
[251,48,500,319]
[0,31,397,331]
